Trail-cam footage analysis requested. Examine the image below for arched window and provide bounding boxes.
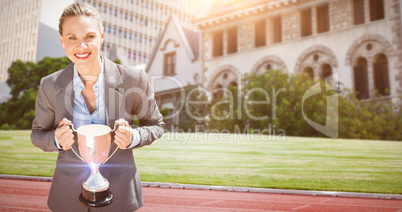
[228,81,238,89]
[303,67,314,80]
[373,54,390,96]
[320,64,332,80]
[354,58,369,100]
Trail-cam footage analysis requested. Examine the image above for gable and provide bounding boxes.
[145,15,202,93]
[146,15,199,74]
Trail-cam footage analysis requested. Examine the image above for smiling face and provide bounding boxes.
[59,15,104,72]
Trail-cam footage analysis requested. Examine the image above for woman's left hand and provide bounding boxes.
[114,119,133,149]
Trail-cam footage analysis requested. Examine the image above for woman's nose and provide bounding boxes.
[77,41,88,49]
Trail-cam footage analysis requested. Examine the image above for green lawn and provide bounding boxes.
[0,130,401,194]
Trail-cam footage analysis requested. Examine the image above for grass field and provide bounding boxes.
[0,130,401,194]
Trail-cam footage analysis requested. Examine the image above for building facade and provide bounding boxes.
[0,0,42,85]
[146,15,201,128]
[195,0,402,103]
[81,0,207,66]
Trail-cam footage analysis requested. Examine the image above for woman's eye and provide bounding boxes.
[87,35,94,39]
[69,36,77,40]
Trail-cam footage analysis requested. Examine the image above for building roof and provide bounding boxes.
[145,14,200,73]
[194,0,301,27]
[208,0,267,18]
[182,27,200,60]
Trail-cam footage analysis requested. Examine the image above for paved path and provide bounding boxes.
[1,178,401,212]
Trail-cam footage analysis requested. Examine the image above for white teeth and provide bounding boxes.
[75,53,89,58]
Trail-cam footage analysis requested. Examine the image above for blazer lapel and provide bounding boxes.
[103,57,124,154]
[104,57,124,128]
[55,62,74,122]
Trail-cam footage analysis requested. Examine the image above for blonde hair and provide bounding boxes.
[58,2,103,35]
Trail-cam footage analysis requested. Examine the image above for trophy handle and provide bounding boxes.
[111,123,119,132]
[103,124,120,164]
[67,124,86,163]
[69,123,77,132]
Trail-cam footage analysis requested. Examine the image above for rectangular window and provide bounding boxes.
[273,16,282,43]
[353,0,365,25]
[370,0,385,21]
[164,52,176,76]
[301,8,312,37]
[317,4,329,33]
[227,27,238,54]
[213,30,223,57]
[255,20,266,47]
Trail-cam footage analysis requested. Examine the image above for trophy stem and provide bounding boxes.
[79,163,113,207]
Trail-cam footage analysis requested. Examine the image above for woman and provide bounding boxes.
[31,2,164,211]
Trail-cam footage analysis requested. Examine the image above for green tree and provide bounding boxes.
[113,58,121,64]
[177,85,210,132]
[207,69,401,140]
[0,57,71,129]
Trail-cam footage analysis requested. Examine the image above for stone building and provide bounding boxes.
[194,0,402,102]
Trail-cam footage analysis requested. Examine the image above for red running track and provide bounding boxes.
[0,179,401,212]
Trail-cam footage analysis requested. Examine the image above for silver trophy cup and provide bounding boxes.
[70,124,119,208]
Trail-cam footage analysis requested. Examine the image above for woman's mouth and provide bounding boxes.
[74,53,91,59]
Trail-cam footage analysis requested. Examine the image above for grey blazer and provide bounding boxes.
[31,57,164,212]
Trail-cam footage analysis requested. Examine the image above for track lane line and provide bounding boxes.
[0,193,48,199]
[143,193,402,209]
[291,204,311,211]
[143,203,286,212]
[198,200,224,206]
[319,198,332,203]
[0,206,49,211]
[0,185,50,190]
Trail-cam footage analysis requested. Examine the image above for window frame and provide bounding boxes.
[212,30,224,57]
[353,0,365,25]
[369,0,385,21]
[373,54,390,96]
[164,51,176,76]
[255,19,266,48]
[273,16,282,43]
[354,58,370,100]
[316,4,330,33]
[227,26,238,54]
[300,8,313,37]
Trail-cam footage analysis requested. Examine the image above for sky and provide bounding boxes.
[40,0,73,29]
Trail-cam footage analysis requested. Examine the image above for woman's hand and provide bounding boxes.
[114,119,133,149]
[55,118,74,150]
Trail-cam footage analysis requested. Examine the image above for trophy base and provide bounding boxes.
[79,187,113,208]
